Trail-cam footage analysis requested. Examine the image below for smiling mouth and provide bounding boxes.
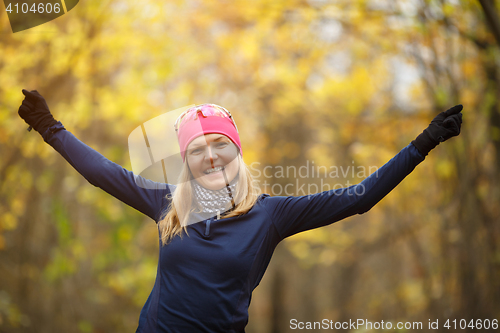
[204,166,226,174]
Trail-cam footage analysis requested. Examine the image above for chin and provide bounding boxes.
[199,179,226,190]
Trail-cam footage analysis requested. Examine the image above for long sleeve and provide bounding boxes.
[42,122,173,222]
[262,142,426,240]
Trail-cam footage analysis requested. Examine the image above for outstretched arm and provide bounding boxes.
[263,105,463,240]
[263,142,425,239]
[18,90,172,222]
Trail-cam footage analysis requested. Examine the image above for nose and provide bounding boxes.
[205,145,218,166]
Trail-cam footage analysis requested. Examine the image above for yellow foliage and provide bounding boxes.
[435,158,456,179]
[288,241,310,260]
[118,225,133,242]
[1,212,17,230]
[397,280,427,315]
[71,241,87,260]
[11,197,26,216]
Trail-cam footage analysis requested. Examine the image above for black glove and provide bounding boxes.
[18,89,58,135]
[411,104,463,156]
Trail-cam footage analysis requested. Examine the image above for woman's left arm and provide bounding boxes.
[263,105,463,240]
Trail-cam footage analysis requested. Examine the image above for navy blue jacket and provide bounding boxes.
[42,122,425,332]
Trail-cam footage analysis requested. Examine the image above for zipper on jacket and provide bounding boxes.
[204,219,211,237]
[204,210,221,238]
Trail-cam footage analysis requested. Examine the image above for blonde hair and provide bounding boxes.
[158,154,261,246]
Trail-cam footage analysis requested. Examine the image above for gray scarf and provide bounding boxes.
[192,176,238,214]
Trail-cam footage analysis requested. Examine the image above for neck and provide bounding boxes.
[192,174,239,214]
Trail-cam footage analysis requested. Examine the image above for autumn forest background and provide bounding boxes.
[1,0,499,332]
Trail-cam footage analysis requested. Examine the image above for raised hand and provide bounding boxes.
[411,105,463,156]
[18,89,58,134]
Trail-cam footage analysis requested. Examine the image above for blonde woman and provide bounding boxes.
[18,89,463,333]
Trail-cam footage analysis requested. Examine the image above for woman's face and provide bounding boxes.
[186,134,240,190]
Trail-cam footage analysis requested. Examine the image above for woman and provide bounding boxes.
[18,89,463,333]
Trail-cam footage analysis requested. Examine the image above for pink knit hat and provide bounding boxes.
[175,104,242,161]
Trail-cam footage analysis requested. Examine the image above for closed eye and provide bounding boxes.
[216,142,228,148]
[189,148,203,155]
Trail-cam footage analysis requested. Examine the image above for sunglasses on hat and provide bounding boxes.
[174,104,239,134]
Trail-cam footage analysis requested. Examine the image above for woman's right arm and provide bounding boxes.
[42,122,172,222]
[18,89,172,222]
